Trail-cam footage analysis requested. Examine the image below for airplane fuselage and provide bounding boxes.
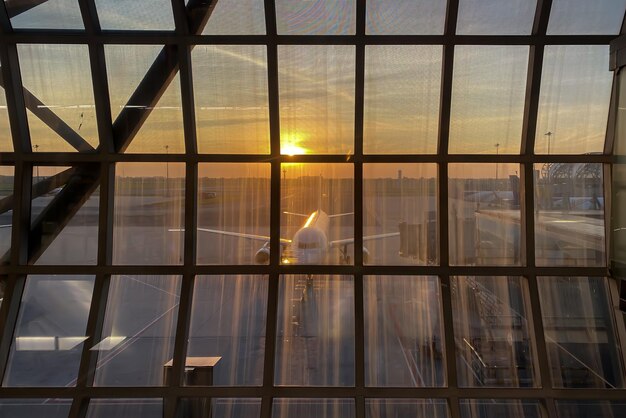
[287,210,330,264]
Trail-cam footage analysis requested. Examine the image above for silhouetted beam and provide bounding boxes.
[17,1,218,264]
[0,63,96,153]
[0,167,75,216]
[27,164,100,262]
[5,0,48,18]
[113,0,218,152]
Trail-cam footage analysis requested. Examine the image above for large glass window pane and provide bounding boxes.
[547,0,626,35]
[272,399,355,418]
[186,275,268,386]
[32,166,99,265]
[3,275,94,387]
[460,399,545,418]
[364,276,445,387]
[193,46,270,154]
[538,277,625,388]
[275,275,354,386]
[93,275,181,386]
[176,398,261,418]
[457,0,536,35]
[105,45,185,154]
[451,276,537,387]
[366,0,446,35]
[535,46,612,154]
[197,164,270,265]
[86,399,162,418]
[17,44,98,152]
[534,163,605,266]
[281,163,353,265]
[0,86,13,152]
[96,0,174,30]
[0,166,13,259]
[363,164,437,265]
[448,163,522,266]
[279,46,355,155]
[449,46,528,154]
[556,400,626,418]
[200,0,266,35]
[364,46,441,154]
[275,0,355,35]
[113,163,184,265]
[0,399,72,418]
[366,399,449,418]
[7,0,83,29]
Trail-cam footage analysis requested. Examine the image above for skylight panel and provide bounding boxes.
[6,0,84,30]
[548,0,626,35]
[366,0,446,35]
[95,0,175,30]
[457,0,537,35]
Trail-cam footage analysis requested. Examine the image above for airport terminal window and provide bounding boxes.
[0,1,625,418]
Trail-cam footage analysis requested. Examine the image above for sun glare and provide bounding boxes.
[281,134,308,156]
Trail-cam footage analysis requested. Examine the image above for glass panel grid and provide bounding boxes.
[0,1,623,416]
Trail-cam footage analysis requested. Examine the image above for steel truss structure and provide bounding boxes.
[0,0,624,417]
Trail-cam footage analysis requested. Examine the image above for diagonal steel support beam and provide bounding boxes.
[4,0,49,18]
[113,0,218,153]
[8,0,218,265]
[0,51,96,153]
[0,167,75,217]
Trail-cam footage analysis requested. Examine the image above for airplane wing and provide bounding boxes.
[282,211,309,218]
[330,232,399,247]
[328,212,354,219]
[0,224,11,228]
[169,228,291,245]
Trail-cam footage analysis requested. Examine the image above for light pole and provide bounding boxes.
[544,131,553,155]
[494,143,500,190]
[34,144,39,183]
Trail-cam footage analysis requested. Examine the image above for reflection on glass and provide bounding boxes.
[197,164,270,265]
[112,163,184,265]
[366,0,446,34]
[0,166,14,259]
[86,399,162,418]
[460,399,545,418]
[363,164,437,265]
[93,275,181,386]
[3,275,94,387]
[364,46,441,154]
[547,0,626,35]
[193,46,270,154]
[176,398,261,418]
[8,0,83,29]
[0,87,13,152]
[366,399,449,418]
[449,46,528,154]
[535,46,612,154]
[272,398,355,418]
[32,167,99,265]
[457,0,536,34]
[275,275,354,386]
[0,399,72,418]
[614,70,626,275]
[275,0,355,35]
[448,164,522,266]
[452,276,536,387]
[534,163,605,266]
[96,0,174,30]
[538,277,625,388]
[17,44,98,152]
[279,46,355,155]
[105,45,185,154]
[186,275,267,386]
[556,400,626,418]
[201,0,265,34]
[364,276,445,387]
[281,164,353,265]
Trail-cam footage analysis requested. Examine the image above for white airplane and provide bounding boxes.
[171,209,398,265]
[0,224,10,228]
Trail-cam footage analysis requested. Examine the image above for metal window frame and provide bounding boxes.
[0,0,623,418]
